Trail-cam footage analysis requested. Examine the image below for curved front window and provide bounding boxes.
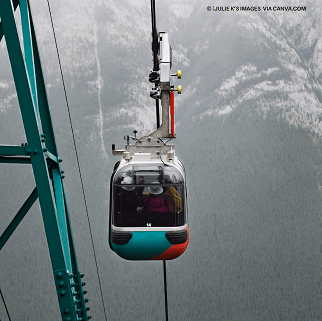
[112,164,186,228]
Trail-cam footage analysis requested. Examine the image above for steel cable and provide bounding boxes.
[163,261,169,321]
[45,1,108,320]
[0,287,12,321]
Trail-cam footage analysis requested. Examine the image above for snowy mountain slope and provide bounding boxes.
[1,0,321,139]
[173,1,322,136]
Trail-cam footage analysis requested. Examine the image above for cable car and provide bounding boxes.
[109,11,188,260]
[109,142,188,260]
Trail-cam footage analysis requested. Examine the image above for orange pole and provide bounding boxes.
[170,91,174,137]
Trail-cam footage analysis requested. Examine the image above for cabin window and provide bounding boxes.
[112,165,185,228]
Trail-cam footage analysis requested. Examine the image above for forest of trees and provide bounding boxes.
[3,103,322,320]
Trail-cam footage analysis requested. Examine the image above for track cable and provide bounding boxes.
[45,1,108,320]
[163,260,169,321]
[0,287,12,321]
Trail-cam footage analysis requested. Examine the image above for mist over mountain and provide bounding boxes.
[1,0,322,320]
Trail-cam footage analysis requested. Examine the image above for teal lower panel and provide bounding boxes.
[112,231,172,260]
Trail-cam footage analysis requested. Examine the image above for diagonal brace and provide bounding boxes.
[0,187,38,251]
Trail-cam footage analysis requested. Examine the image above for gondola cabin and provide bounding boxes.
[109,26,188,260]
[109,141,188,260]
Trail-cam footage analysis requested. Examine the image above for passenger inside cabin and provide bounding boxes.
[163,178,183,212]
[121,176,144,213]
[143,182,171,213]
[164,186,182,212]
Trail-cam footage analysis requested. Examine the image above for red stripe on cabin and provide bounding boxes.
[151,227,189,260]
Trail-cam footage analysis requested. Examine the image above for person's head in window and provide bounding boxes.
[121,176,135,191]
[148,183,163,195]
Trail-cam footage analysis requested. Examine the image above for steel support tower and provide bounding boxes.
[0,0,90,320]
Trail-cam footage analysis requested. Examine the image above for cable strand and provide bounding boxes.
[46,1,108,320]
[163,260,169,321]
[0,288,12,321]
